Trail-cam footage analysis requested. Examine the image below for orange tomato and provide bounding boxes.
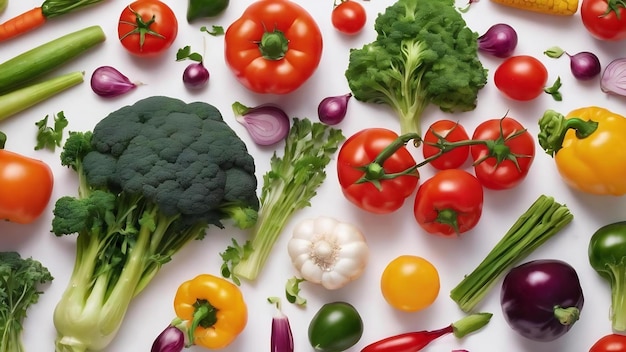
[0,149,54,224]
[380,255,440,312]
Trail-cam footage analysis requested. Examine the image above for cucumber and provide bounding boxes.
[0,25,105,94]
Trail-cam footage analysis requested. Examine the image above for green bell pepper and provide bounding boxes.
[589,221,626,332]
[187,0,229,22]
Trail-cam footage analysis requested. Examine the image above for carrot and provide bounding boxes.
[0,7,47,42]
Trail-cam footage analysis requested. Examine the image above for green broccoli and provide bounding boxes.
[51,96,259,352]
[345,0,488,138]
[0,252,53,352]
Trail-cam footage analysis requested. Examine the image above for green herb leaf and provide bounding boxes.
[200,25,225,36]
[176,45,203,62]
[219,239,253,286]
[35,111,68,151]
[285,276,307,306]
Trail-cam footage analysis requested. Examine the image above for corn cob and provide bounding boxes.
[491,0,578,16]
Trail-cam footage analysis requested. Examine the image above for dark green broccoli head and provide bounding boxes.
[81,96,259,226]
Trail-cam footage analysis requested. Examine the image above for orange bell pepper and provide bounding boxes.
[173,274,247,349]
[538,107,626,195]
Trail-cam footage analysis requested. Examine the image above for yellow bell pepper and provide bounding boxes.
[173,274,247,349]
[538,107,626,195]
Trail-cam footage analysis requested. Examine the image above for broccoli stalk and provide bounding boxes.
[345,0,488,138]
[0,252,53,352]
[51,96,259,352]
[221,118,345,282]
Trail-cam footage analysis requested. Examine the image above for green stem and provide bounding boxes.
[186,301,218,347]
[449,195,573,312]
[42,0,104,18]
[452,312,493,338]
[609,263,626,331]
[538,110,598,156]
[554,306,580,326]
[257,28,289,60]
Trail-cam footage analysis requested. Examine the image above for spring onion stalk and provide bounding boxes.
[0,25,105,94]
[0,71,84,122]
[450,195,573,312]
[221,118,345,282]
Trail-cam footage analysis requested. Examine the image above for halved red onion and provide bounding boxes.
[601,58,626,96]
[232,102,290,146]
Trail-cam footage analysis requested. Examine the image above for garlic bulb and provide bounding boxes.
[287,216,369,290]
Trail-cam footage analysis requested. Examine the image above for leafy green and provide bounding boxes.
[221,118,345,282]
[285,276,307,306]
[345,0,487,137]
[0,252,53,352]
[34,111,68,151]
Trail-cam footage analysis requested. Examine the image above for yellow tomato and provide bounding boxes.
[380,255,440,312]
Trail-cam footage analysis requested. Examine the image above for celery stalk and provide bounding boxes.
[0,71,84,122]
[449,194,574,312]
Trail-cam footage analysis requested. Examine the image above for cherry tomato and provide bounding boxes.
[337,128,419,214]
[380,255,440,312]
[413,169,483,237]
[581,0,626,41]
[118,0,178,57]
[332,0,367,35]
[422,120,470,170]
[470,117,535,190]
[494,55,548,101]
[0,146,54,224]
[224,0,323,94]
[590,334,626,352]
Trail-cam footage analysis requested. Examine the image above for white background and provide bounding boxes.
[2,0,626,351]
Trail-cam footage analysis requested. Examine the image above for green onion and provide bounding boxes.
[0,25,105,95]
[449,194,573,312]
[0,71,84,122]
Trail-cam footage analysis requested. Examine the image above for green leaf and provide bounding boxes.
[285,276,307,306]
[200,25,225,36]
[176,45,203,62]
[35,111,68,151]
[219,239,253,286]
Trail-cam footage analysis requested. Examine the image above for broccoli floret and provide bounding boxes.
[345,0,488,138]
[0,252,53,352]
[51,96,259,352]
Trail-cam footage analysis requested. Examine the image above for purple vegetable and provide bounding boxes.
[601,58,626,96]
[232,101,290,146]
[182,62,210,89]
[500,259,584,342]
[269,298,294,352]
[151,325,185,352]
[318,93,352,125]
[90,66,138,97]
[477,23,518,58]
[544,46,601,80]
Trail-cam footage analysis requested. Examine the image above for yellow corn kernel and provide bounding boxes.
[490,0,578,16]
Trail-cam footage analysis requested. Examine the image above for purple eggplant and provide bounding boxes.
[500,259,584,342]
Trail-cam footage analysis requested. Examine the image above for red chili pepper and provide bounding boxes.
[360,313,492,352]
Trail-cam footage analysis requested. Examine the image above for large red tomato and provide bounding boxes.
[224,0,323,94]
[581,0,626,41]
[337,128,419,214]
[494,55,548,101]
[118,0,178,57]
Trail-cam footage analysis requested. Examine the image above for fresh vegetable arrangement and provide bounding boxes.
[2,0,626,351]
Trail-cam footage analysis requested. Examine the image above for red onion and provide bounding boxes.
[182,62,209,89]
[544,46,601,80]
[477,23,517,58]
[269,298,294,352]
[151,325,185,352]
[318,93,352,125]
[232,101,290,146]
[90,66,139,97]
[601,58,626,96]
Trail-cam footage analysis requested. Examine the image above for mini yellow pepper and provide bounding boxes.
[173,274,247,349]
[538,107,626,195]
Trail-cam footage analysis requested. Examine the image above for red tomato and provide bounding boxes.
[413,169,483,237]
[422,120,470,170]
[118,0,178,57]
[590,334,626,352]
[337,128,419,214]
[224,0,323,94]
[470,117,535,190]
[494,55,548,101]
[332,0,367,35]
[581,0,626,41]
[0,149,54,224]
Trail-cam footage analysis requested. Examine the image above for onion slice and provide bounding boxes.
[90,66,139,98]
[601,58,626,96]
[232,101,290,146]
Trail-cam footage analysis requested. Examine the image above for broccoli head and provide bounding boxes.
[345,0,488,138]
[51,96,259,352]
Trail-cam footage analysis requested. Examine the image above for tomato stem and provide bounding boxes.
[258,27,289,60]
